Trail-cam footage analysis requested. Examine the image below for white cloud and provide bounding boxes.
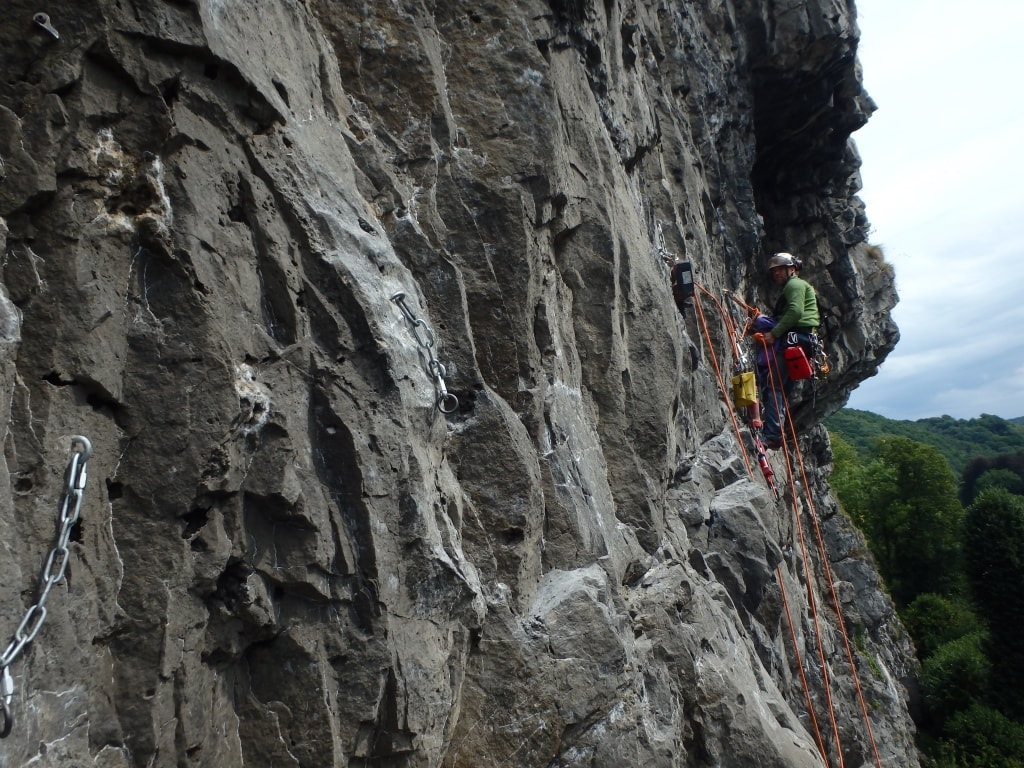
[847,0,1024,420]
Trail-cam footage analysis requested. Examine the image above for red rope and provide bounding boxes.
[785,415,885,768]
[689,282,882,768]
[696,283,743,368]
[777,563,828,760]
[760,336,844,767]
[692,291,754,479]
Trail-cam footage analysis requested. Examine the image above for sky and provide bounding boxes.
[843,0,1024,421]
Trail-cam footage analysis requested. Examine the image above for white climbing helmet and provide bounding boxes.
[768,252,799,270]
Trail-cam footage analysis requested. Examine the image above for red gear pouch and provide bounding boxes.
[784,345,814,380]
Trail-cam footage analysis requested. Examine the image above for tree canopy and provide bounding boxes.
[830,434,964,607]
[827,409,1024,477]
[828,427,1024,765]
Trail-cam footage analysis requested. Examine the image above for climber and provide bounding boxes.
[751,252,820,450]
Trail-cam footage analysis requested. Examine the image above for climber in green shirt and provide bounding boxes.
[754,252,821,449]
[768,254,819,339]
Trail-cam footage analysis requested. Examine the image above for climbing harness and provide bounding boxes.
[0,435,92,739]
[783,330,830,380]
[390,292,459,414]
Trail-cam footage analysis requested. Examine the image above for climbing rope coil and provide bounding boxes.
[391,291,459,414]
[0,435,92,739]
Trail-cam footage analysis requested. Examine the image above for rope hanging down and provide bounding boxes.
[682,266,879,768]
[1,435,93,739]
[774,378,883,767]
[691,281,777,498]
[757,336,883,768]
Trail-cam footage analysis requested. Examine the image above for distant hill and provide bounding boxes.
[825,409,1024,476]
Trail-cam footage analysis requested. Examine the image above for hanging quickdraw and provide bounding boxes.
[391,292,459,414]
[1,436,92,739]
[753,434,780,500]
[811,334,831,378]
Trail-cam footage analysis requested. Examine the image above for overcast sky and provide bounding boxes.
[843,0,1024,421]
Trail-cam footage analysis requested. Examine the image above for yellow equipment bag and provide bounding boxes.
[732,371,757,407]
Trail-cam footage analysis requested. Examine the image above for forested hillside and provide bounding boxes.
[827,410,1024,767]
[826,409,1024,475]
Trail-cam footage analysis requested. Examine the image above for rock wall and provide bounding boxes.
[0,1,911,767]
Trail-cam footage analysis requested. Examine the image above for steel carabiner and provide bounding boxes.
[1,665,13,739]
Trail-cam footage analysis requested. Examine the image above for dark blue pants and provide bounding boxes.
[761,332,815,444]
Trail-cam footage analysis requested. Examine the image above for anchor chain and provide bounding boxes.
[0,435,93,739]
[654,220,676,265]
[390,292,459,414]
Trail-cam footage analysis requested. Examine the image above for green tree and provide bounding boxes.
[934,703,1024,768]
[902,593,981,660]
[828,432,873,522]
[961,452,1024,506]
[826,409,1024,477]
[964,488,1024,718]
[975,468,1024,499]
[829,432,896,539]
[919,632,990,727]
[851,437,965,606]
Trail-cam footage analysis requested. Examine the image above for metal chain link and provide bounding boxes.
[390,292,459,414]
[654,220,676,265]
[1,435,93,739]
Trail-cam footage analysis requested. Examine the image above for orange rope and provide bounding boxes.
[693,282,882,768]
[760,337,844,767]
[726,289,761,317]
[777,563,828,762]
[783,408,885,768]
[692,292,754,479]
[696,283,743,368]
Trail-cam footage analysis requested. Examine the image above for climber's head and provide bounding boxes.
[768,252,799,284]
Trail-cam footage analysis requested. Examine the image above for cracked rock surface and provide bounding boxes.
[1,1,912,766]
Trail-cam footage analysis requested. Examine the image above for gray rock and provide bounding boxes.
[0,1,917,766]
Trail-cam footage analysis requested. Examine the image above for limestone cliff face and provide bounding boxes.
[0,1,910,767]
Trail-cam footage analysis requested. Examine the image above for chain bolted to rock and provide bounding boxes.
[390,292,459,414]
[0,436,93,739]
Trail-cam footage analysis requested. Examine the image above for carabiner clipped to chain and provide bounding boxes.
[391,292,459,414]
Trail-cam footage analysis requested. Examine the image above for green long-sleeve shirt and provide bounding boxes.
[771,276,819,339]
